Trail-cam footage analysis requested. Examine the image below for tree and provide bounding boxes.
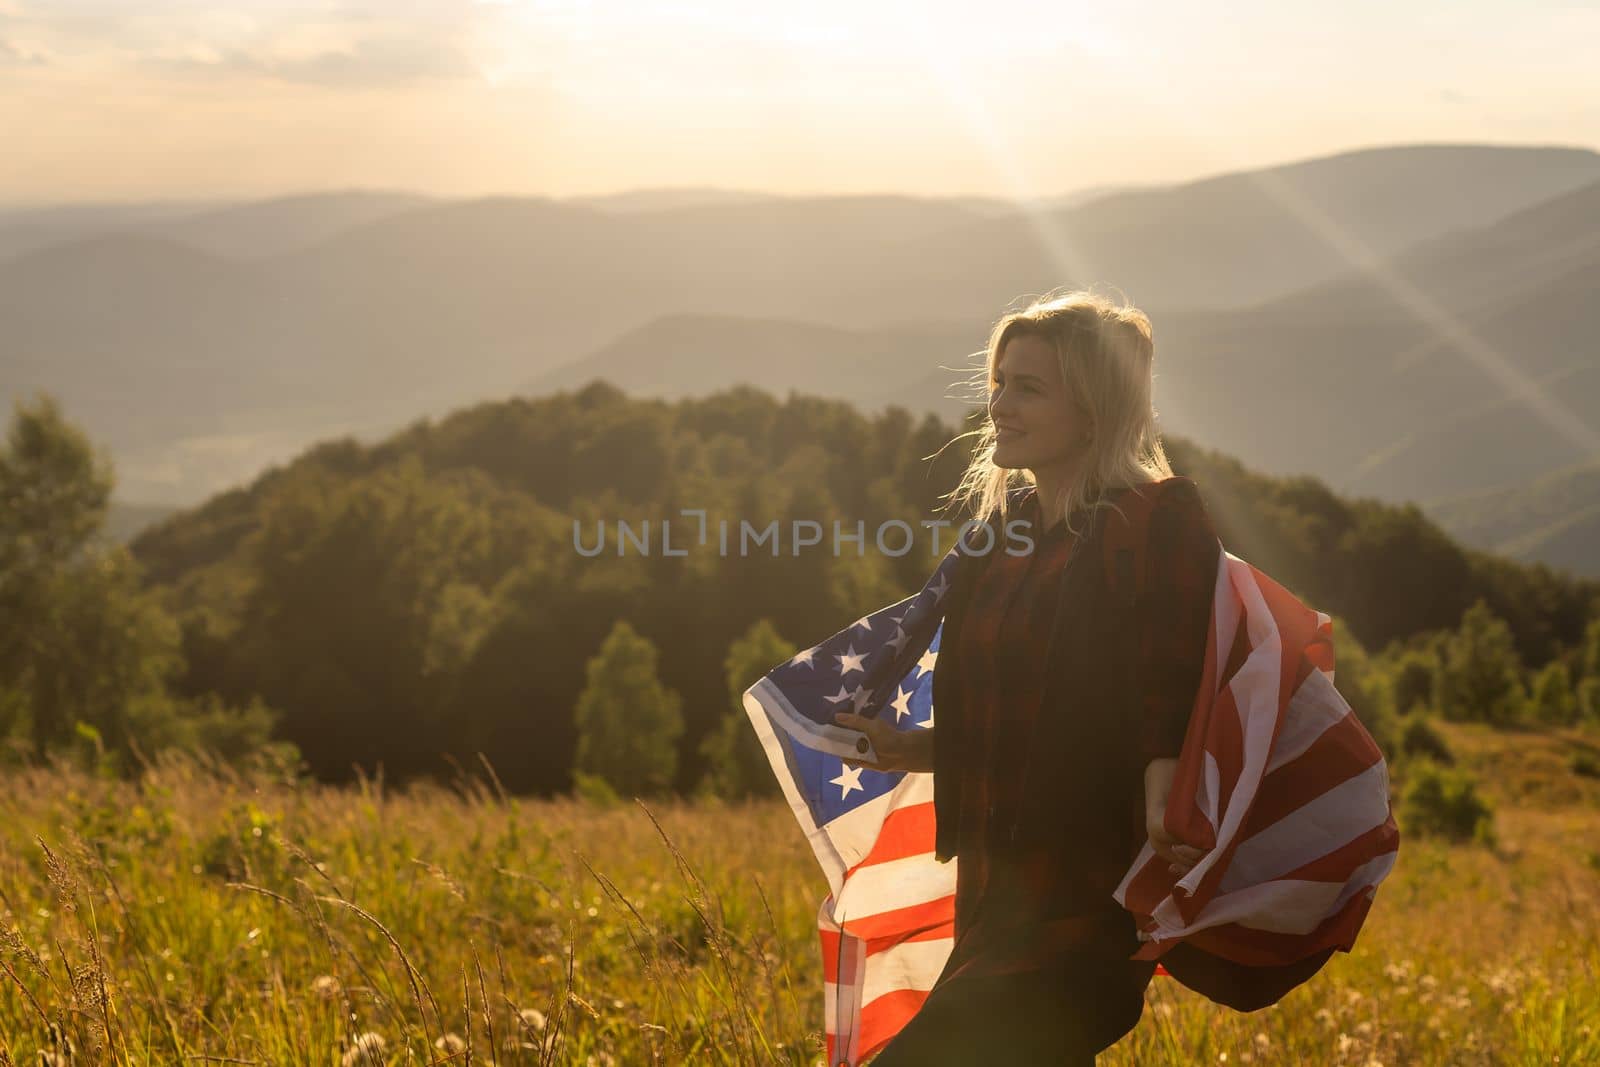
[1526,661,1577,726]
[0,394,140,759]
[1579,678,1600,725]
[1582,617,1600,683]
[573,620,684,795]
[236,457,503,780]
[1434,600,1526,726]
[700,619,794,798]
[1388,647,1439,717]
[1330,616,1398,760]
[0,394,276,771]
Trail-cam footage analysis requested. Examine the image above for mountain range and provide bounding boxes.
[3,142,1598,574]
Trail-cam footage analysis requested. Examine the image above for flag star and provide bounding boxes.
[850,686,873,713]
[835,645,867,677]
[890,687,915,722]
[791,647,817,668]
[884,625,911,655]
[916,712,935,729]
[928,573,950,601]
[830,763,865,799]
[823,685,856,705]
[850,615,874,634]
[916,649,938,675]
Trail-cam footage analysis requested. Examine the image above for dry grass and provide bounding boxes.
[1,722,1598,1065]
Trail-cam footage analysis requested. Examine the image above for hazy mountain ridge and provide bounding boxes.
[4,142,1597,508]
[1425,461,1600,577]
[0,191,432,264]
[1145,172,1600,504]
[525,313,987,416]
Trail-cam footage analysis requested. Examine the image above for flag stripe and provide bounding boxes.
[844,800,939,874]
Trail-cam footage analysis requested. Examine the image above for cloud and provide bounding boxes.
[0,37,49,64]
[155,33,480,86]
[0,1,493,86]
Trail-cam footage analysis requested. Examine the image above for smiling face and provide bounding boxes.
[988,332,1092,473]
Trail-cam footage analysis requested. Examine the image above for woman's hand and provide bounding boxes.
[1145,757,1206,875]
[831,711,935,774]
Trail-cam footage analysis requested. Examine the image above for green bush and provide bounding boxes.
[1578,677,1600,724]
[1527,661,1578,726]
[1400,759,1495,845]
[1400,716,1453,765]
[1433,600,1526,726]
[573,620,684,796]
[573,769,622,806]
[1389,646,1439,717]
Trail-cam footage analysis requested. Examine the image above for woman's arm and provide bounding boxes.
[831,711,935,773]
[1132,481,1219,875]
[1145,756,1204,873]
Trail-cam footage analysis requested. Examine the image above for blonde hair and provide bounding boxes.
[940,286,1175,539]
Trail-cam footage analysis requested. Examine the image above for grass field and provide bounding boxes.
[2,721,1599,1065]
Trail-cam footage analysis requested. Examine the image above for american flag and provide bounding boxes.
[742,535,1399,1066]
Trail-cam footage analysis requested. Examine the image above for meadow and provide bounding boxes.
[2,721,1599,1066]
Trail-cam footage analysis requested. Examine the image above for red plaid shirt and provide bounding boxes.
[939,476,1220,978]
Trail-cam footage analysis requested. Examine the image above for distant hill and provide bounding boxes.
[138,190,436,259]
[532,173,1600,509]
[564,188,793,213]
[1149,177,1600,504]
[1425,461,1600,578]
[5,142,1598,504]
[104,500,179,545]
[0,191,428,263]
[525,313,984,423]
[869,143,1600,313]
[562,185,1135,217]
[0,198,226,262]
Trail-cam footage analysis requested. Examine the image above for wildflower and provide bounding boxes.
[311,975,342,1001]
[435,1032,467,1054]
[586,1054,617,1067]
[1254,1033,1271,1051]
[1336,1034,1355,1054]
[1314,1008,1335,1026]
[519,1007,547,1032]
[341,1032,386,1067]
[1419,975,1438,991]
[1356,1021,1374,1037]
[1486,969,1515,995]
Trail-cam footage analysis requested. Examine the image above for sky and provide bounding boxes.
[3,0,1599,205]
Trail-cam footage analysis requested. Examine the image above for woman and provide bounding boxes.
[832,289,1229,1063]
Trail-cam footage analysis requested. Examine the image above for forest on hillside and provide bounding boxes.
[4,383,1598,794]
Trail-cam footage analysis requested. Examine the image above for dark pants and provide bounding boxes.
[868,951,1156,1066]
